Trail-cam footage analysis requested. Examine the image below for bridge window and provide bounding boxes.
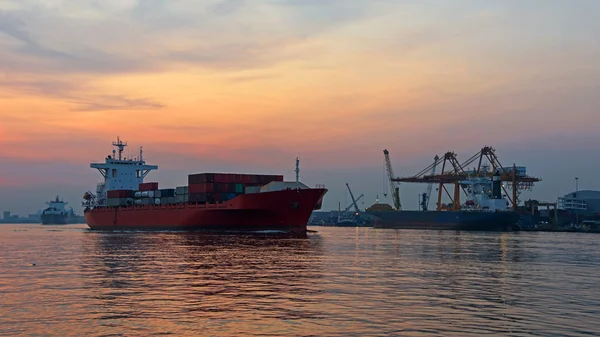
[112,169,117,177]
[136,170,141,178]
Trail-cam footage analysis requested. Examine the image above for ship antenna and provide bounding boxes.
[112,136,128,161]
[139,146,143,162]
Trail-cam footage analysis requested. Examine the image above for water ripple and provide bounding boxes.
[1,225,599,336]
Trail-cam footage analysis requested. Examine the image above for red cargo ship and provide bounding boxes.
[82,138,327,234]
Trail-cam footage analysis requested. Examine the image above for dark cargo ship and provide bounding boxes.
[367,173,520,231]
[41,196,71,225]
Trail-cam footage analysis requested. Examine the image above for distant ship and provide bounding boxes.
[41,196,71,225]
[367,172,520,231]
[82,138,327,234]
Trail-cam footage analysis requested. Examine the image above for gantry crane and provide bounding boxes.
[392,146,541,211]
[383,149,401,210]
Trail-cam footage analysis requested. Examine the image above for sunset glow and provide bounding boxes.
[1,0,599,214]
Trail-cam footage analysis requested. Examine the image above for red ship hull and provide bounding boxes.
[84,188,327,234]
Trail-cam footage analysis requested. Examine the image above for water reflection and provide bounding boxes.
[2,225,600,336]
[79,232,326,335]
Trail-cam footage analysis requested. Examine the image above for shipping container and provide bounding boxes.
[189,183,213,193]
[134,191,142,198]
[141,190,155,198]
[107,197,134,207]
[175,194,188,203]
[141,197,152,205]
[214,183,236,193]
[235,183,244,193]
[189,193,213,203]
[213,173,227,183]
[224,173,243,183]
[258,175,275,184]
[107,190,134,198]
[175,186,188,195]
[139,182,159,191]
[259,175,283,183]
[107,198,120,207]
[245,186,260,194]
[188,173,215,184]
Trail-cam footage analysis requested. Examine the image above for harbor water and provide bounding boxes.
[1,224,599,336]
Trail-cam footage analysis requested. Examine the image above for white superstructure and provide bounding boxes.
[43,195,70,215]
[460,174,509,212]
[88,137,158,206]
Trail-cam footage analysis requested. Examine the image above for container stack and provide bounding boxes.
[104,173,285,207]
[187,173,283,204]
[175,186,189,203]
[106,190,134,206]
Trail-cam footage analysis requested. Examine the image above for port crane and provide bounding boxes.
[345,183,363,213]
[383,149,401,210]
[344,194,364,212]
[421,155,439,211]
[392,146,541,211]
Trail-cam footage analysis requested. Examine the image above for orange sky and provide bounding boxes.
[1,0,599,214]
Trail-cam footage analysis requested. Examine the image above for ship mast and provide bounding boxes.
[295,158,300,182]
[112,137,128,161]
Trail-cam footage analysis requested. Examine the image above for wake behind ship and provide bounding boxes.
[82,138,327,234]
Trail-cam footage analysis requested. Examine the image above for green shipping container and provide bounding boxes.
[235,183,244,193]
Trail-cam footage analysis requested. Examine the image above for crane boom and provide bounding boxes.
[383,149,401,210]
[345,183,361,213]
[424,155,439,211]
[344,194,363,212]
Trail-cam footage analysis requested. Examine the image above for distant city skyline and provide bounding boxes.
[1,1,599,215]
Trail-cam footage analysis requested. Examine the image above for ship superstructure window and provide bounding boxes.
[136,170,141,178]
[112,169,117,177]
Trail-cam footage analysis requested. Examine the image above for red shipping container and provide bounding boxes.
[275,175,284,182]
[213,173,227,183]
[189,183,214,193]
[107,190,133,198]
[188,173,214,184]
[139,182,158,191]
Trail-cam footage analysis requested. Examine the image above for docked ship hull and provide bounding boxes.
[367,210,520,231]
[85,188,327,234]
[41,214,69,225]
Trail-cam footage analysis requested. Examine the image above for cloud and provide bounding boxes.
[210,0,246,16]
[0,0,391,76]
[0,77,164,111]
